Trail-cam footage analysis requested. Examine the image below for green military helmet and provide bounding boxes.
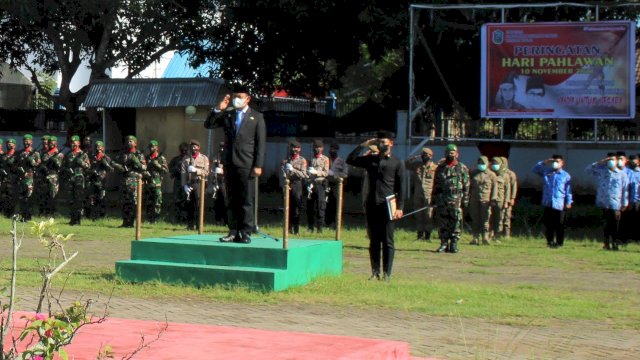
[149,139,159,146]
[445,143,458,152]
[70,135,80,142]
[7,138,16,144]
[126,135,137,142]
[49,136,58,142]
[23,134,33,140]
[95,140,105,147]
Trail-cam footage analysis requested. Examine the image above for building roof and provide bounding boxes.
[83,78,226,108]
[162,51,216,78]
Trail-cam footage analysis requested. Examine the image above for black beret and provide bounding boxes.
[312,139,324,147]
[616,151,626,157]
[607,152,616,157]
[551,154,563,160]
[289,140,301,148]
[376,130,395,139]
[330,142,340,150]
[190,139,201,147]
[629,154,638,160]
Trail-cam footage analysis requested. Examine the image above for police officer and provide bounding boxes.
[87,140,113,220]
[168,142,190,224]
[144,140,169,223]
[112,135,147,228]
[62,135,90,225]
[306,139,330,233]
[489,157,511,243]
[469,156,497,245]
[325,142,348,228]
[41,136,64,216]
[181,139,210,231]
[282,140,308,235]
[16,134,41,221]
[433,144,469,253]
[0,138,18,217]
[585,154,629,251]
[405,147,438,241]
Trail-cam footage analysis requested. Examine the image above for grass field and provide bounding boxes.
[1,192,639,330]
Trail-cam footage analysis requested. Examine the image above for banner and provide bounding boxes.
[480,21,635,119]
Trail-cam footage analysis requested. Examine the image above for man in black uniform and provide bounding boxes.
[347,131,405,281]
[204,84,266,244]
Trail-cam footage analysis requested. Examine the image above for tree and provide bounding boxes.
[0,0,219,133]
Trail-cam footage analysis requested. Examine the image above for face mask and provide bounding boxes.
[313,147,322,154]
[607,160,616,169]
[232,97,245,109]
[552,161,560,170]
[290,148,299,155]
[329,151,338,157]
[378,144,389,154]
[422,155,431,163]
[629,162,638,169]
[477,164,487,172]
[617,159,625,168]
[491,164,500,171]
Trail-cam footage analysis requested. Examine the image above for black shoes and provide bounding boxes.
[219,232,237,242]
[234,232,251,244]
[436,243,448,253]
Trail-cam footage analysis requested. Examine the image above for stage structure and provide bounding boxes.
[408,2,640,154]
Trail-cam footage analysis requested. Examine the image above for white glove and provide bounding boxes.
[188,165,197,173]
[285,163,294,171]
[308,167,318,175]
[328,170,334,177]
[215,167,224,175]
[183,185,192,194]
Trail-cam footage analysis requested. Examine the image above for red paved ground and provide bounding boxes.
[5,311,432,360]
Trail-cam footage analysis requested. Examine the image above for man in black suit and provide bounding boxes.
[205,84,266,244]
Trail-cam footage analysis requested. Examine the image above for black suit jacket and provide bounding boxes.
[204,106,266,169]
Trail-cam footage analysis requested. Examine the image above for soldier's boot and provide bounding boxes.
[504,228,511,240]
[449,240,459,253]
[436,240,448,253]
[424,231,432,242]
[417,231,424,240]
[469,236,479,245]
[482,232,490,245]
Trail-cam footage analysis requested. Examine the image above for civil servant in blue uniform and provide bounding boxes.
[532,154,572,248]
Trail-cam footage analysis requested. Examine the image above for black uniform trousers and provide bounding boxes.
[602,208,621,247]
[542,207,565,246]
[289,180,303,233]
[226,165,255,234]
[185,185,203,230]
[325,183,338,226]
[365,201,395,276]
[307,182,326,231]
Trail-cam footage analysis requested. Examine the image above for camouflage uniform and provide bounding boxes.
[0,139,18,217]
[405,148,438,241]
[282,142,308,234]
[306,143,330,233]
[181,147,209,231]
[144,146,169,223]
[63,146,90,225]
[490,157,512,242]
[35,135,50,215]
[16,137,41,221]
[468,156,497,245]
[503,157,518,239]
[40,140,65,216]
[86,143,113,220]
[169,148,190,224]
[112,139,147,228]
[432,145,469,253]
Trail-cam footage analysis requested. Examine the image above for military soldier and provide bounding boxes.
[0,138,18,217]
[468,156,497,245]
[502,157,518,239]
[16,134,41,221]
[86,140,113,220]
[325,142,348,228]
[281,140,308,235]
[405,147,438,241]
[35,135,50,215]
[41,136,64,216]
[81,136,93,155]
[112,135,147,228]
[144,140,169,223]
[489,157,511,243]
[180,139,209,231]
[62,135,90,225]
[168,142,190,224]
[432,144,469,253]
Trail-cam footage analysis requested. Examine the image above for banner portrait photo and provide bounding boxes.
[480,21,635,119]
